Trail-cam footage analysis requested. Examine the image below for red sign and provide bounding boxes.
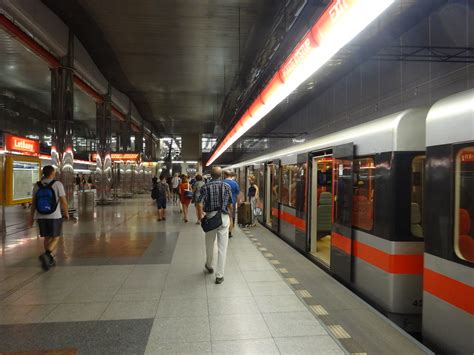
[91,153,140,162]
[4,134,39,155]
[460,150,474,162]
[280,33,315,82]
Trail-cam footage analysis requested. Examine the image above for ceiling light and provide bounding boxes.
[207,0,394,166]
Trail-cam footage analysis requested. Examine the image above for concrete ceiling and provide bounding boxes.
[44,0,273,136]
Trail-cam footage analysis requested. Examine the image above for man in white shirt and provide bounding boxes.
[29,165,69,271]
[171,173,181,205]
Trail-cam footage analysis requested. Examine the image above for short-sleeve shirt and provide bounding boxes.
[224,179,240,206]
[197,179,233,214]
[32,179,66,219]
[171,177,181,189]
[193,180,205,200]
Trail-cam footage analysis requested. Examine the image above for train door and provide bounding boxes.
[309,153,334,266]
[265,163,272,226]
[245,166,253,202]
[265,162,280,229]
[330,143,354,282]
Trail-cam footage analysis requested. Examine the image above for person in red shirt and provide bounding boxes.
[178,175,193,222]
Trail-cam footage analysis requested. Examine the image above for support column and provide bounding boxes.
[121,101,132,152]
[95,84,113,203]
[145,135,153,160]
[115,120,121,152]
[136,120,144,155]
[151,139,159,161]
[1,155,6,241]
[134,120,144,193]
[51,31,75,210]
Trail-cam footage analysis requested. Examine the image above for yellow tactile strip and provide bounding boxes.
[286,277,299,285]
[295,289,313,298]
[241,226,365,355]
[310,304,329,316]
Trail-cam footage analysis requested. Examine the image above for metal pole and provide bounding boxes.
[0,155,6,241]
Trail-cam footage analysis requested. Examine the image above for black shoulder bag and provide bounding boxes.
[201,182,225,233]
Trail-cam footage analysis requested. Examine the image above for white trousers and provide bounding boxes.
[250,197,257,224]
[205,213,230,278]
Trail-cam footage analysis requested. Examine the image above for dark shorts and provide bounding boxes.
[173,188,179,194]
[37,218,63,237]
[156,198,167,210]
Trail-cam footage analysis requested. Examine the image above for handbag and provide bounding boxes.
[184,183,193,199]
[201,211,222,232]
[201,182,225,232]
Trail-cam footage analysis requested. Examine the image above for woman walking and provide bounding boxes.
[178,175,193,222]
[192,174,205,224]
[248,176,259,226]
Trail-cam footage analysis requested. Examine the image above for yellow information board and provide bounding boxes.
[4,155,41,206]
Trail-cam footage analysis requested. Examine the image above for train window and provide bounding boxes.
[281,164,298,207]
[296,162,307,213]
[454,147,474,263]
[352,158,375,231]
[411,156,425,238]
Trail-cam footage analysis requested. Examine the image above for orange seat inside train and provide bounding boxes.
[459,208,474,262]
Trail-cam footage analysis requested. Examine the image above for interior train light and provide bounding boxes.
[207,0,395,166]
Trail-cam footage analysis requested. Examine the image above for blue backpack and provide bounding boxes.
[35,180,58,215]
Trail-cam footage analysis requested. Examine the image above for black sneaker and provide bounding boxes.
[39,253,50,271]
[204,264,214,274]
[48,255,56,267]
[215,276,224,284]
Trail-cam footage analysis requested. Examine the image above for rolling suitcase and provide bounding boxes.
[238,202,252,226]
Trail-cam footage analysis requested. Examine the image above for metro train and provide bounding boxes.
[231,88,473,354]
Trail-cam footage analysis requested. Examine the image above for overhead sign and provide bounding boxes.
[460,150,474,162]
[4,133,39,155]
[91,153,140,161]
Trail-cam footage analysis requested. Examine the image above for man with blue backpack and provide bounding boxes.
[28,165,69,271]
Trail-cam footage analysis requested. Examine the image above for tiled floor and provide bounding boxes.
[0,198,344,354]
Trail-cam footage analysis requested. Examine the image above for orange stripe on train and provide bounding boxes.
[273,209,423,275]
[424,268,474,315]
[332,232,423,274]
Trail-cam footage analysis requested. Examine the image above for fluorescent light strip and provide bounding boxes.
[207,0,394,166]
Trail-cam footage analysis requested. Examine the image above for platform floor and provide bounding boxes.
[0,197,428,354]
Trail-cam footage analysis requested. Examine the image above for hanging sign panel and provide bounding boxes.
[91,152,140,162]
[4,133,40,155]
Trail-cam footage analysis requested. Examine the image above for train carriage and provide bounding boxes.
[232,88,474,354]
[422,89,473,354]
